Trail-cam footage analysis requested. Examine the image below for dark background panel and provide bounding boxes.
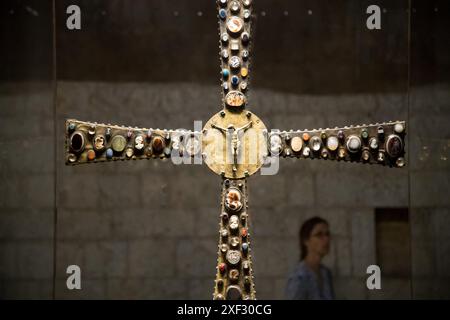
[409,0,450,299]
[54,0,415,94]
[0,0,55,299]
[0,0,53,81]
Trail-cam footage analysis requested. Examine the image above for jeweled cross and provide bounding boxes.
[64,0,406,300]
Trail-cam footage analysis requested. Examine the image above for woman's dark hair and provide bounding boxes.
[299,216,328,260]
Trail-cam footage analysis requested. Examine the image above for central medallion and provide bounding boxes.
[202,109,268,179]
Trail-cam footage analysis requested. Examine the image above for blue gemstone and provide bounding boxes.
[219,9,227,19]
[106,148,113,159]
[222,69,230,79]
[231,76,239,86]
[68,123,76,132]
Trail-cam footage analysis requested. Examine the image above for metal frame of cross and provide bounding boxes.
[64,0,406,300]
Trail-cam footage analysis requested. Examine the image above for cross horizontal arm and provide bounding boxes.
[64,119,198,165]
[269,121,406,167]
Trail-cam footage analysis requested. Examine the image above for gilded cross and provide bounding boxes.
[64,0,406,300]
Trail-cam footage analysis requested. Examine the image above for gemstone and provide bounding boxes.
[321,148,329,158]
[362,149,370,161]
[231,75,239,86]
[230,40,240,51]
[226,286,242,300]
[68,122,76,132]
[338,148,346,159]
[222,68,230,79]
[369,137,378,150]
[221,212,229,221]
[302,146,311,157]
[220,229,228,238]
[241,228,248,238]
[221,49,229,59]
[223,82,229,92]
[127,130,133,139]
[94,135,106,152]
[302,132,310,141]
[227,16,244,34]
[226,250,241,265]
[70,132,85,153]
[320,131,327,140]
[243,9,251,20]
[230,237,240,248]
[240,82,248,91]
[106,148,113,159]
[229,269,240,282]
[214,294,225,300]
[290,136,303,152]
[230,56,241,69]
[185,135,201,156]
[396,157,405,167]
[67,153,77,163]
[309,136,322,152]
[225,91,246,108]
[221,243,229,253]
[111,135,127,153]
[88,125,96,136]
[337,130,345,140]
[377,126,384,139]
[225,188,243,211]
[377,151,385,162]
[326,136,339,151]
[241,32,250,44]
[346,135,361,153]
[230,1,240,13]
[394,123,405,134]
[87,149,96,161]
[221,33,229,43]
[242,50,249,60]
[152,136,165,154]
[242,242,249,252]
[243,261,250,272]
[385,134,403,158]
[146,129,152,139]
[125,147,134,158]
[219,0,227,6]
[361,128,369,139]
[241,67,248,78]
[270,134,282,155]
[243,0,252,7]
[134,135,145,151]
[219,9,227,20]
[219,263,226,274]
[105,127,112,140]
[229,215,239,230]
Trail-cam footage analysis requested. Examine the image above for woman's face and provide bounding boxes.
[306,223,330,258]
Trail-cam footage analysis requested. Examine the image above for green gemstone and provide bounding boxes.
[111,135,127,153]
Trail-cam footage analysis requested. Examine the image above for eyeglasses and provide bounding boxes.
[311,231,330,238]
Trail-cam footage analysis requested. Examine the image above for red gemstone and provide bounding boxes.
[219,263,226,273]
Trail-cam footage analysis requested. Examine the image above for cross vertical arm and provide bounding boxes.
[213,177,256,300]
[217,0,253,111]
[269,121,407,167]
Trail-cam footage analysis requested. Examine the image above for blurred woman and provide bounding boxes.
[285,216,335,300]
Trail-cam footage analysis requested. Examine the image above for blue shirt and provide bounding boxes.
[285,261,335,300]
